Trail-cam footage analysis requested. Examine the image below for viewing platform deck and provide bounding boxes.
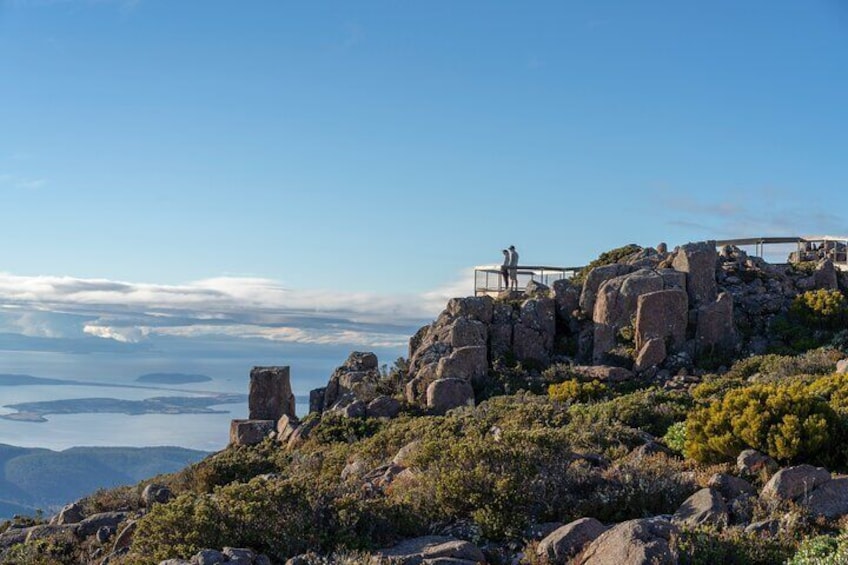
[473,265,582,297]
[715,235,848,271]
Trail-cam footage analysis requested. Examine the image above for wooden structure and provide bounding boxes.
[473,265,582,297]
[715,235,848,271]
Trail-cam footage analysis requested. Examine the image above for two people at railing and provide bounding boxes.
[500,245,519,290]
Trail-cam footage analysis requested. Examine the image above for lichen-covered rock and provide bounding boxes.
[695,292,737,356]
[836,359,848,375]
[672,488,728,528]
[707,473,756,500]
[575,517,678,564]
[372,535,485,565]
[191,549,226,565]
[571,365,634,383]
[593,269,664,362]
[814,259,839,290]
[579,263,636,315]
[51,501,84,525]
[552,278,580,323]
[276,414,300,445]
[229,419,275,446]
[76,511,129,537]
[672,240,718,307]
[737,449,778,476]
[248,366,296,421]
[634,338,666,371]
[426,378,474,414]
[142,483,173,507]
[761,465,832,502]
[436,346,488,384]
[801,477,848,519]
[366,395,402,419]
[634,288,688,352]
[447,296,494,324]
[513,297,556,365]
[537,517,607,563]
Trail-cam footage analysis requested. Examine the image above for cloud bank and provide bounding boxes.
[0,272,469,350]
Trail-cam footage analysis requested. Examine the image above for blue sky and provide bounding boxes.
[1,0,847,378]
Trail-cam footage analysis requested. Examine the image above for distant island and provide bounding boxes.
[0,393,246,423]
[135,372,213,384]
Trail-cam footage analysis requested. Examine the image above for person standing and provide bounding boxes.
[500,249,510,289]
[508,245,519,290]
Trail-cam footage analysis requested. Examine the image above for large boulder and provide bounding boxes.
[634,338,666,372]
[513,297,556,365]
[141,483,173,507]
[447,296,494,324]
[76,511,129,537]
[575,517,678,565]
[571,365,634,383]
[437,346,488,384]
[695,292,738,356]
[372,535,485,565]
[324,352,382,408]
[672,240,718,307]
[579,264,636,316]
[814,259,839,290]
[801,477,848,519]
[634,288,688,352]
[737,449,778,476]
[366,396,402,419]
[50,502,84,525]
[448,318,487,348]
[426,378,474,414]
[837,359,848,375]
[593,269,664,362]
[672,488,729,528]
[248,366,296,421]
[707,473,756,500]
[537,517,608,563]
[761,465,832,501]
[229,419,275,446]
[552,278,580,323]
[489,302,516,360]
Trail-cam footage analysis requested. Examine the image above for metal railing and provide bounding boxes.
[715,235,848,271]
[473,265,582,296]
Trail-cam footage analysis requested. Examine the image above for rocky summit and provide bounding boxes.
[4,240,848,565]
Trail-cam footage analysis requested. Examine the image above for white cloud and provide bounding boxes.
[0,271,472,348]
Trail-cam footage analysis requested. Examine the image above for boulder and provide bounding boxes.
[191,549,226,565]
[223,547,255,565]
[672,240,718,307]
[513,297,556,365]
[634,288,688,351]
[393,440,422,466]
[579,263,635,315]
[286,417,319,450]
[552,279,580,323]
[366,396,402,419]
[761,464,832,501]
[25,524,75,543]
[672,488,728,528]
[447,296,494,324]
[76,511,128,537]
[537,517,607,563]
[372,535,485,565]
[437,346,488,384]
[814,259,839,290]
[488,301,515,360]
[837,359,848,375]
[448,318,487,348]
[308,387,325,414]
[340,399,367,418]
[634,338,666,372]
[801,477,848,519]
[593,269,664,362]
[707,473,756,500]
[142,484,173,507]
[737,449,778,476]
[0,526,30,548]
[426,378,474,414]
[695,292,737,356]
[112,521,137,551]
[248,366,296,421]
[525,279,550,298]
[229,419,275,446]
[159,560,191,565]
[51,501,85,525]
[575,517,678,565]
[276,414,300,444]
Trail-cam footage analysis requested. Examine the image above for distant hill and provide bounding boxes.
[0,444,208,519]
[135,373,213,384]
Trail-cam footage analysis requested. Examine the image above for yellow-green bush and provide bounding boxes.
[791,289,848,330]
[548,379,607,403]
[686,378,842,465]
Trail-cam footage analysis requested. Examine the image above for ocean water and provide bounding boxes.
[0,350,319,451]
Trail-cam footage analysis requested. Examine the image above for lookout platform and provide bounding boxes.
[715,235,848,271]
[473,265,581,297]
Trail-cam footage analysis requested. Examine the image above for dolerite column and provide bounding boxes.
[249,366,296,421]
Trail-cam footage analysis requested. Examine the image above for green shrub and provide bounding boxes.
[572,388,692,438]
[674,527,795,564]
[663,421,687,454]
[548,379,607,403]
[787,534,848,564]
[310,413,385,445]
[686,380,840,465]
[792,289,848,329]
